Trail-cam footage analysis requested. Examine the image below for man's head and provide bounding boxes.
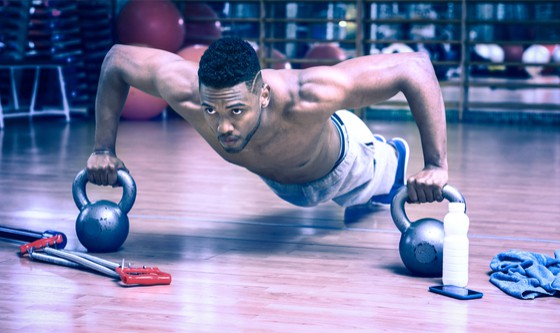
[197,37,270,154]
[198,37,261,90]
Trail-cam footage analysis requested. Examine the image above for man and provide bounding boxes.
[87,37,448,208]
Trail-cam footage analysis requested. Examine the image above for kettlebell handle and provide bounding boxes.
[72,169,137,214]
[390,185,465,234]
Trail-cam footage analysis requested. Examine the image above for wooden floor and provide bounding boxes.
[1,114,559,332]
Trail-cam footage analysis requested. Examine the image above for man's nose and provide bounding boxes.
[217,117,234,134]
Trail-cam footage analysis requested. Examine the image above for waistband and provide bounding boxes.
[331,112,348,170]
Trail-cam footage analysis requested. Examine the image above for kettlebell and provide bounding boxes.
[72,168,136,252]
[390,185,465,277]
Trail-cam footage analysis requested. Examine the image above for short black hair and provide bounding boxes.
[198,37,261,90]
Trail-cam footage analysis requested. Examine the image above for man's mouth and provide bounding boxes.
[219,135,239,146]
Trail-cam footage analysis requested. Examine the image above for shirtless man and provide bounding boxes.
[87,37,448,208]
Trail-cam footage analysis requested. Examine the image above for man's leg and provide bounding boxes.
[334,110,407,205]
[369,137,409,205]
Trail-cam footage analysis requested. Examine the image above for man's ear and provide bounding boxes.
[260,84,271,108]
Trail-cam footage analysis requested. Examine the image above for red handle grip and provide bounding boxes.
[115,267,172,286]
[19,234,65,254]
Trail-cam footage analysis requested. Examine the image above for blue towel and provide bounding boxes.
[489,249,560,299]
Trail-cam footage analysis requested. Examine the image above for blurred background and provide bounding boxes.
[1,0,559,125]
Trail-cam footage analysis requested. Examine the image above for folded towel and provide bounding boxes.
[489,249,560,299]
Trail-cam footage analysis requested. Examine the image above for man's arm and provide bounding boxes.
[88,44,200,185]
[394,53,448,203]
[295,52,448,202]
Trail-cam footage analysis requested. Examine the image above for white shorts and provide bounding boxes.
[260,110,398,207]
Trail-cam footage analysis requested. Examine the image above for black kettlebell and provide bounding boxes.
[72,169,136,252]
[390,185,466,277]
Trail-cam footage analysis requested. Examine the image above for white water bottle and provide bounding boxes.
[442,202,470,287]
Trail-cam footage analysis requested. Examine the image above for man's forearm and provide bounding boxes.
[401,54,448,170]
[93,48,129,154]
[414,100,447,170]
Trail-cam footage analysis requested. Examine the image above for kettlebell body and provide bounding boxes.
[75,200,130,252]
[72,169,136,252]
[391,185,465,277]
[398,218,444,277]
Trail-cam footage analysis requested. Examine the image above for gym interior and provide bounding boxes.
[1,1,559,332]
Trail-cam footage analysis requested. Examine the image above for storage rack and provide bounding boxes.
[195,0,560,123]
[1,0,558,126]
[0,0,114,128]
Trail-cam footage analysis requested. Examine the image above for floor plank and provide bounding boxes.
[1,116,559,332]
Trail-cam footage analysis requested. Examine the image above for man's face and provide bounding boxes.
[200,82,262,154]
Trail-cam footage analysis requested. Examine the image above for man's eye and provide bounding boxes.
[205,108,215,114]
[232,109,243,115]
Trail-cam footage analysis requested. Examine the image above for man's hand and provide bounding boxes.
[406,167,448,203]
[86,150,128,186]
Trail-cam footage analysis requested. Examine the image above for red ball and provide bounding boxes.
[121,87,167,120]
[301,43,347,69]
[183,3,222,46]
[502,45,524,62]
[544,45,556,54]
[177,44,208,63]
[117,0,185,52]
